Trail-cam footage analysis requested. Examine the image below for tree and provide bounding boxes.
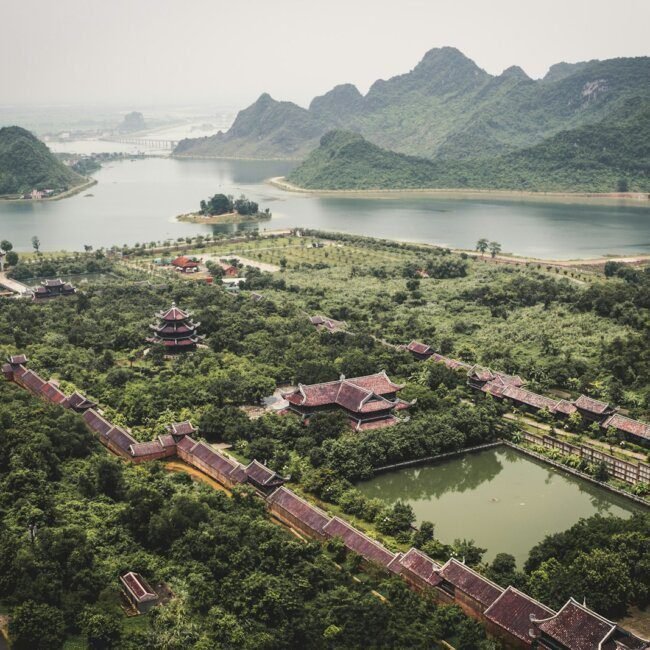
[617,178,629,193]
[0,239,12,251]
[6,250,18,266]
[31,235,41,253]
[475,238,489,256]
[81,609,122,650]
[594,460,609,482]
[9,601,66,650]
[488,241,501,258]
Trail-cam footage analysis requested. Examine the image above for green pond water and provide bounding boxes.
[356,446,645,566]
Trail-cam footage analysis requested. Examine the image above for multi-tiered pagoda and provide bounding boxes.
[147,303,202,352]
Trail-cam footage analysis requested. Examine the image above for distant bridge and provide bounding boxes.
[102,137,180,150]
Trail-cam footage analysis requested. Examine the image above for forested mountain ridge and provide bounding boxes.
[173,48,650,161]
[287,100,650,193]
[0,126,85,196]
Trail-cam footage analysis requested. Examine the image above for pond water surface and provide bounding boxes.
[356,446,644,565]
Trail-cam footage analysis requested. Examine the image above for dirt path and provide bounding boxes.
[0,272,32,295]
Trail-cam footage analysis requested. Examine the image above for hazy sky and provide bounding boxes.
[3,0,649,109]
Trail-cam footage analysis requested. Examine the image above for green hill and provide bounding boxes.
[0,126,85,196]
[287,103,650,193]
[174,48,650,162]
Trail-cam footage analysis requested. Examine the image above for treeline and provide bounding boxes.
[199,192,265,216]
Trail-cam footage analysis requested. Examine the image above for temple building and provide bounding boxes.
[405,340,434,361]
[166,420,197,440]
[573,394,615,422]
[2,354,28,380]
[530,598,648,650]
[147,303,202,352]
[32,278,76,300]
[120,572,159,614]
[171,256,200,273]
[602,413,650,448]
[309,314,346,333]
[282,371,412,431]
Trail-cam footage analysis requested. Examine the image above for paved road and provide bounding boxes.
[0,272,31,295]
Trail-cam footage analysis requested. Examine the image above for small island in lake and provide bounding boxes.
[177,192,272,224]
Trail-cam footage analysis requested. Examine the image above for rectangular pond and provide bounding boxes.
[356,446,645,566]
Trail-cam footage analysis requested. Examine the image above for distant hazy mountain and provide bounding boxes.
[174,47,650,162]
[287,101,650,193]
[0,126,85,196]
[118,111,146,133]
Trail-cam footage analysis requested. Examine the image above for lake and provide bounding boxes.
[1,155,649,258]
[356,446,644,566]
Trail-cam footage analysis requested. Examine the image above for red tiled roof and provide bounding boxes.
[407,341,432,355]
[348,371,403,394]
[355,416,400,431]
[8,354,27,365]
[40,381,67,404]
[602,414,650,441]
[533,598,616,650]
[323,517,396,567]
[120,572,157,603]
[502,385,559,411]
[399,547,443,586]
[171,256,199,268]
[1,363,11,375]
[159,338,197,347]
[82,409,113,437]
[155,323,197,335]
[469,366,496,382]
[267,487,331,535]
[574,394,612,415]
[439,558,503,608]
[484,586,554,644]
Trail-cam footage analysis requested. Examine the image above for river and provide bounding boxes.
[356,446,644,566]
[1,155,649,258]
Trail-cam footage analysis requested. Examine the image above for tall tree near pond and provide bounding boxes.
[475,238,489,256]
[488,241,502,258]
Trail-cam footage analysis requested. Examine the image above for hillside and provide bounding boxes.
[0,126,85,196]
[287,103,650,193]
[174,48,650,162]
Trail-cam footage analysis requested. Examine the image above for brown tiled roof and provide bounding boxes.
[43,278,65,287]
[439,558,503,608]
[355,416,400,431]
[8,354,27,365]
[157,303,190,321]
[130,441,163,456]
[484,586,554,644]
[189,442,243,478]
[574,394,612,415]
[323,517,396,567]
[40,381,67,405]
[267,487,331,535]
[399,547,443,586]
[20,369,47,394]
[554,399,577,415]
[501,385,559,411]
[285,372,403,413]
[107,426,137,451]
[82,409,113,437]
[469,365,496,382]
[1,363,11,375]
[158,434,176,448]
[533,598,616,650]
[407,341,432,355]
[176,435,197,452]
[66,391,96,410]
[602,414,650,441]
[120,572,157,603]
[245,460,277,486]
[168,421,196,436]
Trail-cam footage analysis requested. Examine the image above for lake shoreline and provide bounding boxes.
[176,211,271,225]
[0,177,97,203]
[268,176,650,206]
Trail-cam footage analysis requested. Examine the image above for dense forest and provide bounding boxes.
[174,48,650,166]
[1,237,649,646]
[287,106,650,192]
[0,127,85,196]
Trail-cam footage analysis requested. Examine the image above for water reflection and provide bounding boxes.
[356,447,644,564]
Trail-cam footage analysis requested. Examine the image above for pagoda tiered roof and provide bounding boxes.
[156,303,192,321]
[148,303,202,352]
